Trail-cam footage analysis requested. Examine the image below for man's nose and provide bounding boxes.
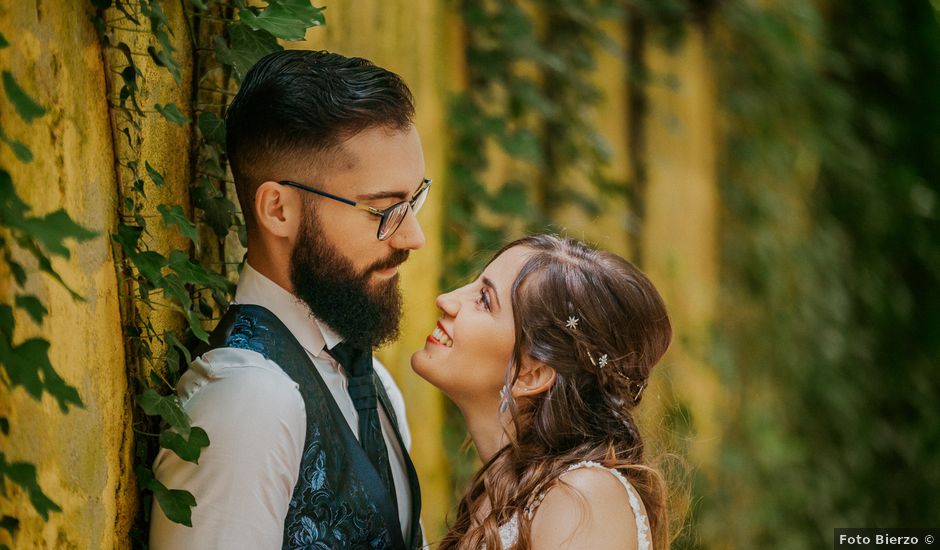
[389,208,426,251]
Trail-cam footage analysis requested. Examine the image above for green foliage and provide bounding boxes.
[1,72,46,123]
[238,0,325,41]
[89,0,325,532]
[692,1,940,548]
[0,453,62,520]
[0,47,95,532]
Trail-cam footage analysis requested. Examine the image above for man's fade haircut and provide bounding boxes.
[225,50,416,230]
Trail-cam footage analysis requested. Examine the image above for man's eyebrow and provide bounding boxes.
[355,178,426,202]
[482,276,502,310]
[355,190,408,202]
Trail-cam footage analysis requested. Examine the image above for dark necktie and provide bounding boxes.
[329,341,399,512]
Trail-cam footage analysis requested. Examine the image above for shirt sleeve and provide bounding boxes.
[373,360,412,451]
[149,348,306,550]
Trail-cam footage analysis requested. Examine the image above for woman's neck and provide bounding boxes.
[461,403,512,463]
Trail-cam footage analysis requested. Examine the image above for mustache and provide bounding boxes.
[367,250,410,273]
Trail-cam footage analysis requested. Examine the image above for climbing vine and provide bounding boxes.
[0,33,97,549]
[89,0,324,535]
[443,0,697,511]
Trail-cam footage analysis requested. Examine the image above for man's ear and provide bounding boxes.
[512,358,556,398]
[255,180,302,239]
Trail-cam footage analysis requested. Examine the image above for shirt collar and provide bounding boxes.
[233,262,344,357]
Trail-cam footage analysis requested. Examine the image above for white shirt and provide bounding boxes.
[150,263,414,549]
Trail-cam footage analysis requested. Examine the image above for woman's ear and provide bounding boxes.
[255,180,302,239]
[512,358,556,397]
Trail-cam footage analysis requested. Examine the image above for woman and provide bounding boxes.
[412,234,672,549]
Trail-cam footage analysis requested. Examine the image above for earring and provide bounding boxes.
[499,385,511,413]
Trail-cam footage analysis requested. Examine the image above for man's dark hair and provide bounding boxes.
[225,50,415,230]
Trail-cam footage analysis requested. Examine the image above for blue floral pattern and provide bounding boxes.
[221,307,397,550]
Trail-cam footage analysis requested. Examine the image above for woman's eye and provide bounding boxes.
[477,288,491,311]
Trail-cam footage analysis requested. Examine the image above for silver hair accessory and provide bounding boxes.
[633,381,647,402]
[598,354,609,368]
[565,316,580,330]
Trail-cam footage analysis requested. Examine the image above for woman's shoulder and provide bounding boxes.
[529,462,650,550]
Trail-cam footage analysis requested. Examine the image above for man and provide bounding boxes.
[150,50,427,549]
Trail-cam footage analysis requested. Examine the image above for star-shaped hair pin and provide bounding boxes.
[598,354,609,368]
[565,316,580,330]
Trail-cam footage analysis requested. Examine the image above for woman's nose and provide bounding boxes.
[435,291,460,316]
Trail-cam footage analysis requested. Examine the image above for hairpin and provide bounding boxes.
[633,382,646,402]
[598,354,609,368]
[565,316,580,330]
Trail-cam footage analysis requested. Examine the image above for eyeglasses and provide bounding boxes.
[278,177,432,241]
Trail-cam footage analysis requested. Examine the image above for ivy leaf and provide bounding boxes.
[159,427,210,464]
[0,303,14,339]
[0,123,33,163]
[111,224,143,254]
[154,102,190,125]
[488,181,530,215]
[0,453,61,520]
[19,209,98,259]
[145,161,165,188]
[167,250,230,293]
[137,389,191,437]
[0,337,82,412]
[164,331,192,376]
[193,177,236,237]
[190,0,208,11]
[197,111,226,147]
[132,250,167,285]
[0,515,18,540]
[238,0,325,41]
[213,22,281,81]
[14,294,47,324]
[2,72,46,124]
[136,466,196,527]
[146,26,182,84]
[158,204,199,246]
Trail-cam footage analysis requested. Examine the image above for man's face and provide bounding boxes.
[288,125,427,348]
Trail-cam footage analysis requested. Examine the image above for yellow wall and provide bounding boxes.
[0,2,133,548]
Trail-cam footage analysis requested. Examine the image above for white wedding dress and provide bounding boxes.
[491,460,652,550]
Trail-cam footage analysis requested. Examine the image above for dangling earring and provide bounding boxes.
[499,385,512,413]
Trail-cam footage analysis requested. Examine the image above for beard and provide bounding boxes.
[289,209,407,350]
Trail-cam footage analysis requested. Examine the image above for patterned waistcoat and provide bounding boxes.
[197,304,423,550]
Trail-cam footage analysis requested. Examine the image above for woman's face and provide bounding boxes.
[411,245,534,409]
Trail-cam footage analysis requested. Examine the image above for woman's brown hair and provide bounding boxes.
[439,234,673,549]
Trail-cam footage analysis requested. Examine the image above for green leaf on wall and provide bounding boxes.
[238,0,325,41]
[158,204,199,245]
[0,453,61,520]
[154,102,190,125]
[2,72,46,124]
[213,22,281,82]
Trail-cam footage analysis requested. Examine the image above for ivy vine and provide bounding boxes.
[89,0,325,536]
[0,32,98,549]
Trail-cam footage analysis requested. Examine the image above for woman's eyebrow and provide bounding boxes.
[482,276,502,310]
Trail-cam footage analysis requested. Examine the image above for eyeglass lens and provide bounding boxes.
[376,182,430,241]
